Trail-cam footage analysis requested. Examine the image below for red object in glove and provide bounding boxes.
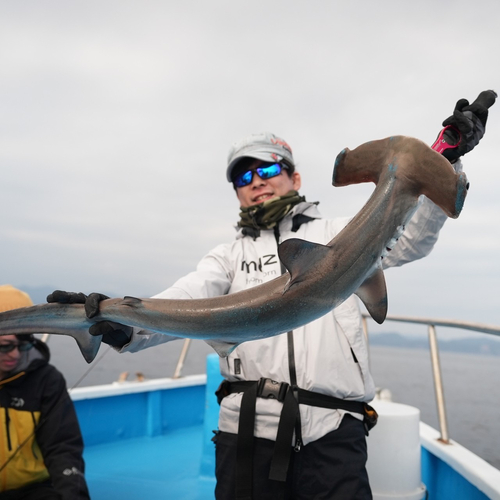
[431,125,461,154]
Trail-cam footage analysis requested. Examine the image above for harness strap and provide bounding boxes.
[216,378,378,494]
[286,330,302,453]
[274,223,303,456]
[218,379,376,419]
[268,387,299,482]
[235,382,258,500]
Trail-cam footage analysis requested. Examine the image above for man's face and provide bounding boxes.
[235,159,301,208]
[0,335,23,378]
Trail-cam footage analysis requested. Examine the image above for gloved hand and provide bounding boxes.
[47,290,133,348]
[439,90,496,163]
[47,290,88,304]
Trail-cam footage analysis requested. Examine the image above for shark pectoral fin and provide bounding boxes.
[72,332,102,363]
[278,238,332,291]
[205,339,240,357]
[355,268,388,324]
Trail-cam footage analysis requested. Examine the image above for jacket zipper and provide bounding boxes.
[4,407,11,451]
[30,412,39,459]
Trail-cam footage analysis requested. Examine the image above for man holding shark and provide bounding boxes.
[46,91,494,499]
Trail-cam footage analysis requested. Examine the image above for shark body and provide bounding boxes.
[0,136,468,362]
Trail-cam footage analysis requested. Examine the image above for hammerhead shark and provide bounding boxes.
[0,136,468,362]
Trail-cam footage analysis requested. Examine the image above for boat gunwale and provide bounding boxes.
[420,421,500,499]
[70,374,207,401]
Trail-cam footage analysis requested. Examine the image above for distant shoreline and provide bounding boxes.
[370,332,500,356]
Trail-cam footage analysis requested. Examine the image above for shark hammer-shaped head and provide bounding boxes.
[332,135,469,218]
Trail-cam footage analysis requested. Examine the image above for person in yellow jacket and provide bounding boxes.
[0,285,90,500]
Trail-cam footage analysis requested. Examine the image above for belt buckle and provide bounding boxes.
[257,378,288,402]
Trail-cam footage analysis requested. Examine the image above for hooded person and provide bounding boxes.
[0,285,90,500]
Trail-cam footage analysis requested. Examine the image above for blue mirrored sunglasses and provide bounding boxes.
[0,342,34,354]
[233,163,287,188]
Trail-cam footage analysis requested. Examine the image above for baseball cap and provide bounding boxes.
[226,132,294,182]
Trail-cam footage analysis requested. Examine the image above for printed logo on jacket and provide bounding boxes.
[240,253,279,285]
[10,397,25,408]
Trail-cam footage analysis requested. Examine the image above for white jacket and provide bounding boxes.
[122,191,449,445]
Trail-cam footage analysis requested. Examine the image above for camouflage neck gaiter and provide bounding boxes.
[237,190,306,232]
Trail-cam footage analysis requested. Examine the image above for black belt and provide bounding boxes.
[216,378,378,500]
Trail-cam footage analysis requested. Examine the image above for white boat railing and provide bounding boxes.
[173,338,192,379]
[361,314,500,444]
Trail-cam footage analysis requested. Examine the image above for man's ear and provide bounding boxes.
[292,171,301,190]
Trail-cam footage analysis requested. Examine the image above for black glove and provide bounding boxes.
[47,290,88,304]
[47,290,133,348]
[440,90,497,163]
[88,321,132,349]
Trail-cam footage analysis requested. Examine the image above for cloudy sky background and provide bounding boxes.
[1,0,499,337]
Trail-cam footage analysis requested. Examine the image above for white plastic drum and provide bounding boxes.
[366,399,426,500]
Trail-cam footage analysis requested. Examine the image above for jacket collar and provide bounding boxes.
[235,200,321,240]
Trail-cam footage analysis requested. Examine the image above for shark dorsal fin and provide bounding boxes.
[278,238,331,289]
[355,267,388,324]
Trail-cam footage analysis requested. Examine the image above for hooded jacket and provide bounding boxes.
[0,340,90,499]
[122,192,448,445]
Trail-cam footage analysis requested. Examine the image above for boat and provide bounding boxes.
[68,315,500,500]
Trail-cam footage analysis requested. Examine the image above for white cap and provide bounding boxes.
[226,132,294,182]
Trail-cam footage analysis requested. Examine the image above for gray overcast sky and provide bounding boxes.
[1,0,499,329]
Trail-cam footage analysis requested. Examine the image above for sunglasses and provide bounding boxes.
[233,163,287,188]
[0,342,34,354]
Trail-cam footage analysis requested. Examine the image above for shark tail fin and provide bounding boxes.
[354,267,388,324]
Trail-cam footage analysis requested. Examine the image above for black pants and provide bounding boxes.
[215,414,372,500]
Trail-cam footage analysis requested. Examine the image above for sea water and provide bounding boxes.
[46,335,500,469]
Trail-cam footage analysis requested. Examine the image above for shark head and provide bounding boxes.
[333,136,468,218]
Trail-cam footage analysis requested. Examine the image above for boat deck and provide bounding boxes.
[84,426,215,500]
[72,358,222,500]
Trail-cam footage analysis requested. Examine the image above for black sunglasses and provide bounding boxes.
[233,163,288,188]
[0,342,34,354]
